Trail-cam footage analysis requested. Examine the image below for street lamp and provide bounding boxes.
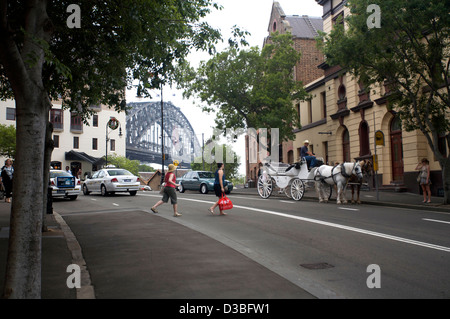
[105,117,122,166]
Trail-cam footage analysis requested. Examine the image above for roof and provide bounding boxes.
[65,150,104,165]
[285,15,323,39]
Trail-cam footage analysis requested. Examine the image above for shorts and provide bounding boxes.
[162,187,177,204]
[214,184,223,197]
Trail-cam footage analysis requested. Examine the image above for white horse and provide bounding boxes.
[314,162,363,204]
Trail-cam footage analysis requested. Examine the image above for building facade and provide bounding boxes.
[245,2,324,184]
[0,99,126,179]
[291,0,444,194]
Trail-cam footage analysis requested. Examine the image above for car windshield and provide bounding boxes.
[198,172,214,179]
[107,169,133,176]
[50,171,73,178]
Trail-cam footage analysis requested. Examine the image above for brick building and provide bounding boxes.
[245,2,324,184]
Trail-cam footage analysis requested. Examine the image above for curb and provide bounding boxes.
[231,190,450,213]
[53,211,96,299]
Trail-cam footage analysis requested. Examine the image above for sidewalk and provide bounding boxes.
[0,188,448,299]
[232,186,450,213]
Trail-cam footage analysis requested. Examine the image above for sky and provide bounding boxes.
[126,0,323,174]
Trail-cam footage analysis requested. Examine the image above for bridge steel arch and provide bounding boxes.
[126,101,201,167]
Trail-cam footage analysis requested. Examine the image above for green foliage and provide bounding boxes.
[106,155,154,176]
[318,0,450,147]
[0,0,223,119]
[191,143,240,180]
[178,32,307,141]
[0,124,16,159]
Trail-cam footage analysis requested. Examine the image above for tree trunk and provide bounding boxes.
[1,0,52,299]
[42,121,54,232]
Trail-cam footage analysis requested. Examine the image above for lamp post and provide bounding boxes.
[160,84,165,184]
[105,117,122,167]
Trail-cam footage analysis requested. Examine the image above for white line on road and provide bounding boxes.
[423,218,450,225]
[338,207,359,211]
[139,193,450,253]
[90,198,97,201]
[113,203,119,206]
[279,200,295,204]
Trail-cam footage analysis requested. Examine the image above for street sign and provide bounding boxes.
[375,130,385,146]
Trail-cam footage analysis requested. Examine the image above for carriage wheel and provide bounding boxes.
[257,174,273,199]
[290,178,305,201]
[284,186,292,198]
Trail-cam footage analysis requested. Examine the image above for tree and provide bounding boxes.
[317,0,450,203]
[0,0,221,298]
[191,142,240,180]
[178,32,307,142]
[0,124,16,159]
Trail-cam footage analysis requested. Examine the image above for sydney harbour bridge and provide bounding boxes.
[125,101,202,168]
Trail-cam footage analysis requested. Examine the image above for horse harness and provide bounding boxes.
[315,162,356,185]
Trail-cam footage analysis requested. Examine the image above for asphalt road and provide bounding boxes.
[53,189,450,299]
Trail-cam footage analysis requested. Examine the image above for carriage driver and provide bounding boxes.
[300,140,318,169]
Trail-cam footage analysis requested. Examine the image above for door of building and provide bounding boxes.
[390,117,404,182]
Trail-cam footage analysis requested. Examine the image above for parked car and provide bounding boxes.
[50,169,81,200]
[82,167,140,196]
[177,171,233,194]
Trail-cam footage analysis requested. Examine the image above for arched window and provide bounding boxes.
[359,121,371,156]
[273,21,277,32]
[343,128,351,162]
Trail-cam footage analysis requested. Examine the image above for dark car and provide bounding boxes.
[177,171,233,194]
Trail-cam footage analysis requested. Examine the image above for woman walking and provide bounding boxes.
[151,164,182,217]
[208,163,227,216]
[416,158,431,203]
[1,159,14,203]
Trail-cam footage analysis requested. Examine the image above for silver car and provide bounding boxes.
[82,167,140,196]
[50,170,81,200]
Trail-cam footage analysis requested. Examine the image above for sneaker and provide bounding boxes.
[174,212,182,217]
[151,207,158,214]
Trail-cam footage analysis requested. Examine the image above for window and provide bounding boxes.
[438,134,448,158]
[110,139,115,151]
[321,92,327,119]
[71,112,83,132]
[308,99,313,124]
[53,135,60,148]
[73,136,79,149]
[343,129,351,162]
[93,114,98,127]
[50,109,63,130]
[359,121,371,156]
[92,138,98,150]
[6,108,15,121]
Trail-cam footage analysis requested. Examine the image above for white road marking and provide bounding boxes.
[113,203,119,206]
[280,200,295,204]
[338,207,359,211]
[423,218,450,225]
[90,198,97,201]
[139,193,450,253]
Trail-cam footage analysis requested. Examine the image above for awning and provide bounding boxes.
[65,151,104,165]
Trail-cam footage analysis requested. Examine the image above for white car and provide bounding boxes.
[82,168,140,196]
[50,170,81,200]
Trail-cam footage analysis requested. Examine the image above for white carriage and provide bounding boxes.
[257,158,332,201]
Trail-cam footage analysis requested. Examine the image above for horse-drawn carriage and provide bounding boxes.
[257,157,366,204]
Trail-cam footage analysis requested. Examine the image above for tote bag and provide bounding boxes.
[218,194,233,211]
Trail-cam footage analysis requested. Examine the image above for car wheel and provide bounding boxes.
[178,183,185,193]
[200,184,208,194]
[129,191,137,196]
[82,184,90,195]
[101,184,108,196]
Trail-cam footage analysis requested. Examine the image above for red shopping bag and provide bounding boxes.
[218,194,233,211]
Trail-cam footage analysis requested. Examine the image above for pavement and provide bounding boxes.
[0,186,449,300]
